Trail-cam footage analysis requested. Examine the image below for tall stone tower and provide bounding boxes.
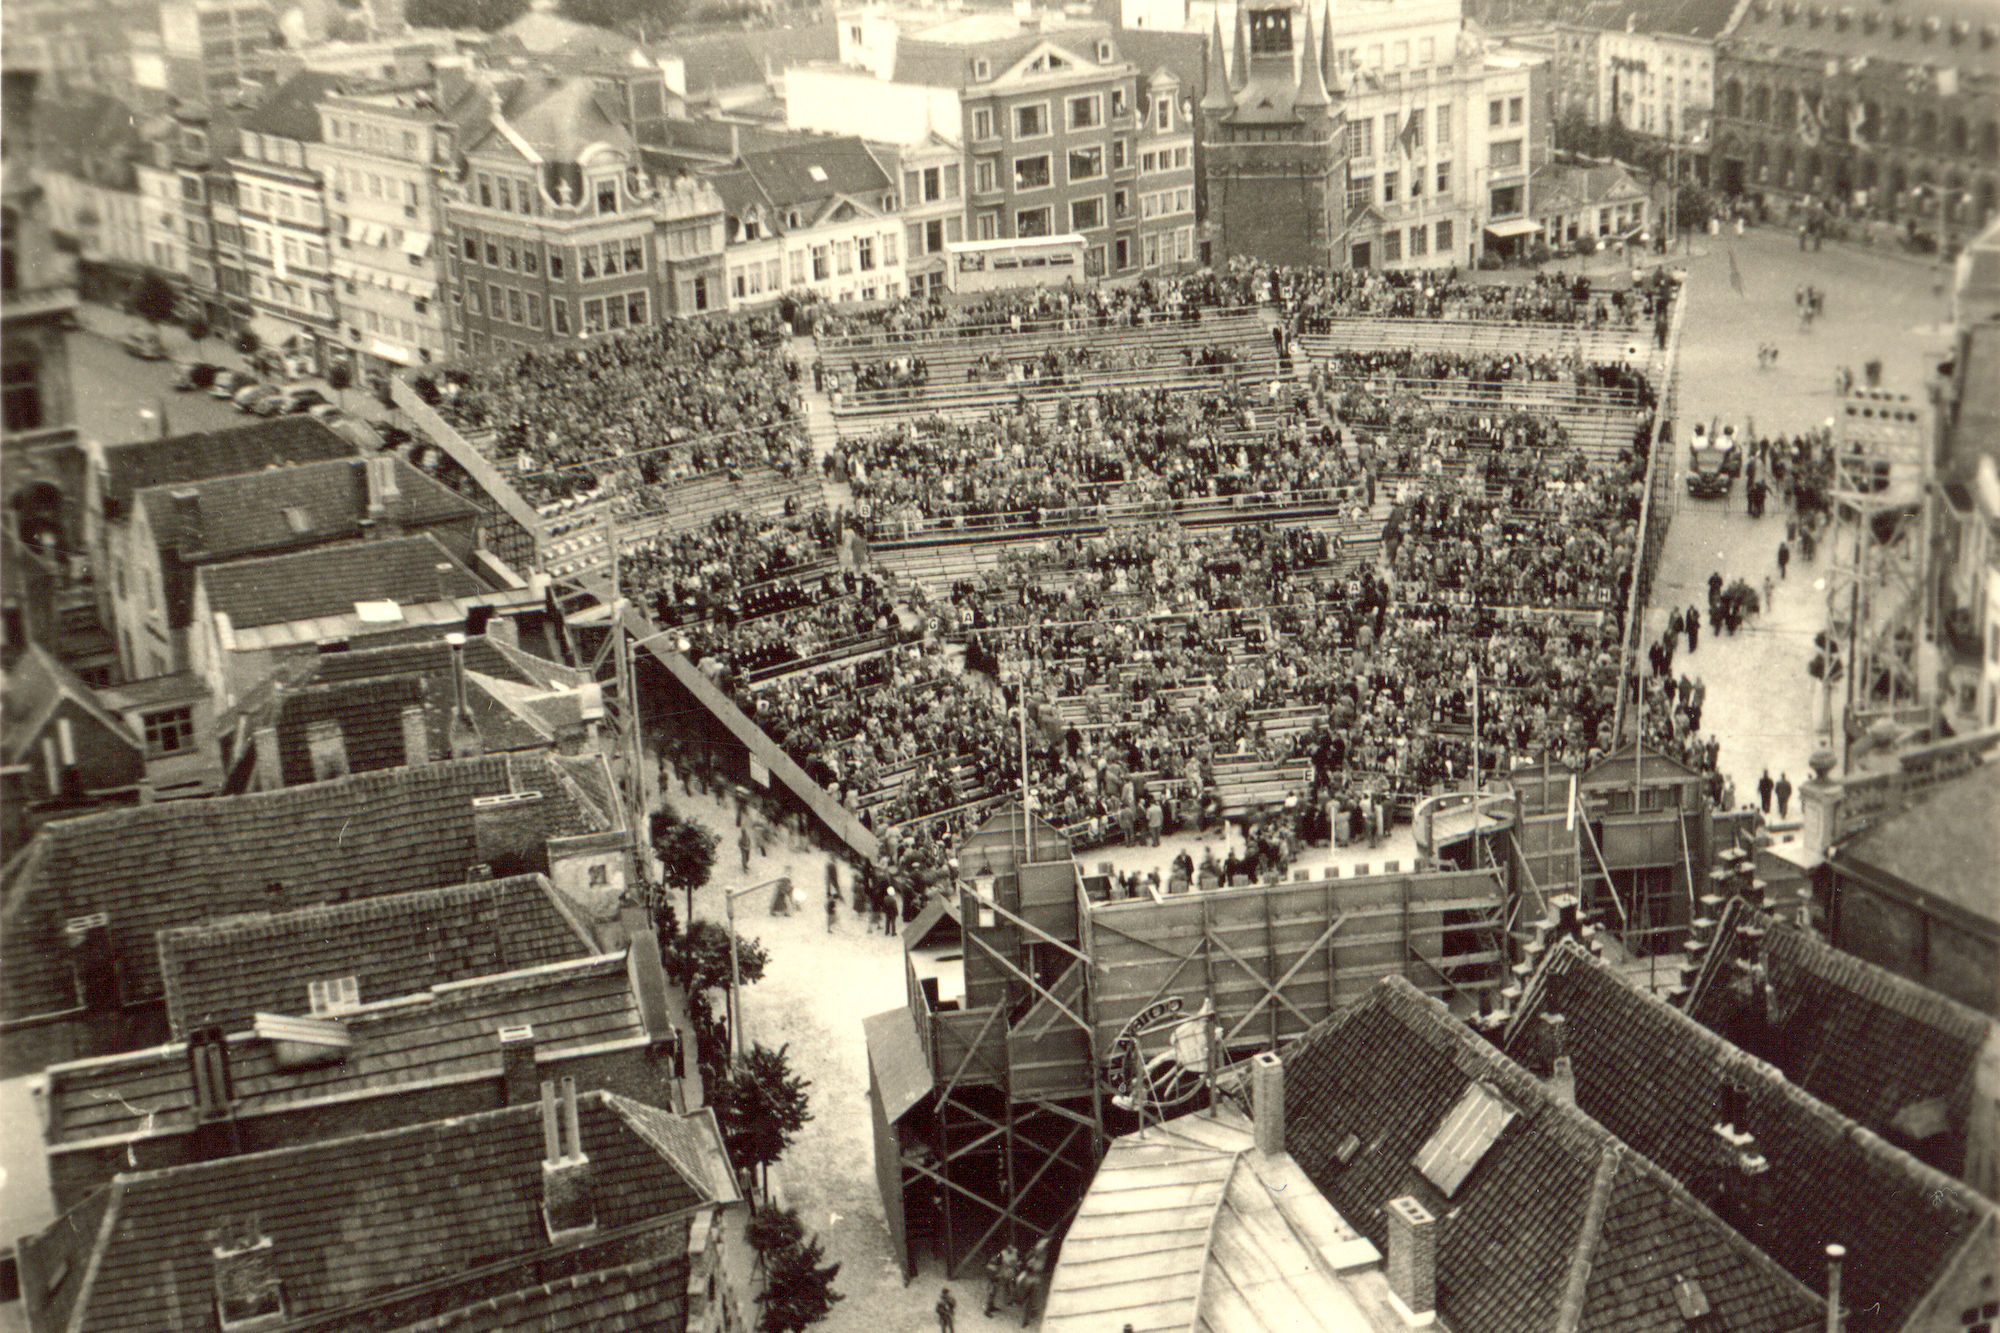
[1199,0,1349,269]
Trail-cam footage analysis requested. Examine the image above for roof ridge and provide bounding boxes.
[1762,914,1994,1043]
[158,874,554,941]
[1528,937,1995,1211]
[1551,1143,1621,1333]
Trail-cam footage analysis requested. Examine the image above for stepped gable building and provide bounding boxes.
[1505,938,2000,1333]
[0,752,631,1074]
[1199,0,1350,268]
[1050,976,1828,1333]
[16,1085,740,1333]
[1712,0,2000,227]
[1684,895,2000,1198]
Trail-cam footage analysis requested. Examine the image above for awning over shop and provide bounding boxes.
[864,1006,934,1123]
[401,231,432,256]
[1484,217,1544,238]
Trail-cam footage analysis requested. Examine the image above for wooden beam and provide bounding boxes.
[1222,913,1349,1044]
[966,931,1090,1036]
[957,1123,1086,1268]
[940,1004,1007,1103]
[1018,957,1088,1045]
[1205,923,1317,1035]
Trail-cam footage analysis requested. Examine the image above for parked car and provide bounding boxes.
[121,329,167,360]
[235,383,282,413]
[209,370,250,399]
[306,402,346,423]
[173,362,219,392]
[278,387,329,415]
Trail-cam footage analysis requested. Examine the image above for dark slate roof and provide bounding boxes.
[737,136,890,210]
[1685,898,1995,1179]
[380,1248,690,1333]
[1116,27,1204,96]
[1835,761,2000,928]
[237,70,346,143]
[0,754,614,1025]
[47,954,644,1145]
[1281,978,1824,1333]
[197,532,490,629]
[156,873,599,1037]
[137,457,481,563]
[1,642,142,766]
[18,1092,714,1333]
[97,417,359,517]
[272,672,448,779]
[1506,941,1996,1333]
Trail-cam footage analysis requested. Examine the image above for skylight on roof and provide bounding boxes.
[282,505,311,534]
[808,165,828,182]
[1413,1080,1516,1196]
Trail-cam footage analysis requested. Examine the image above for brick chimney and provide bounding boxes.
[210,1217,285,1326]
[446,633,481,759]
[498,1024,537,1106]
[187,1026,243,1161]
[365,455,399,523]
[252,720,284,789]
[1541,1012,1576,1107]
[304,719,349,782]
[400,704,431,765]
[540,1077,596,1241]
[1251,1050,1284,1156]
[1383,1196,1437,1326]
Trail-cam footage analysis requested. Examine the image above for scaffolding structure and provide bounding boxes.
[1825,388,1936,769]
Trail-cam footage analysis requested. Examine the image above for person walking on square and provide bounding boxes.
[1775,772,1793,818]
[1758,769,1774,815]
[1777,541,1791,579]
[738,826,752,873]
[1667,606,1684,651]
[936,1287,958,1333]
[1685,603,1700,652]
[986,1245,1021,1316]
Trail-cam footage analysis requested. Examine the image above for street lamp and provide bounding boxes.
[723,877,789,1057]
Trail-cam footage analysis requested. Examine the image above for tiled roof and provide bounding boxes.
[156,873,599,1037]
[384,1248,690,1333]
[1686,899,1995,1178]
[1572,0,1742,39]
[238,70,346,143]
[1,754,614,1025]
[137,457,481,563]
[1283,978,1826,1333]
[47,954,645,1146]
[197,532,490,630]
[1725,0,2000,75]
[272,673,448,779]
[1835,761,2000,928]
[737,137,890,210]
[19,1092,715,1333]
[1,642,142,765]
[98,418,359,517]
[661,20,837,95]
[1506,941,1996,1333]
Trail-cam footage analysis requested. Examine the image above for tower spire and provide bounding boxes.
[1321,2,1340,94]
[1229,0,1249,91]
[1296,4,1330,109]
[1201,12,1234,112]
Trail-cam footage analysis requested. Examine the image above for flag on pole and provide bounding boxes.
[1797,94,1822,147]
[1847,100,1869,148]
[1397,109,1420,156]
[1727,246,1745,297]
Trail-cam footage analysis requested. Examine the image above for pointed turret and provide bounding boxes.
[1321,3,1340,95]
[1229,0,1249,92]
[1295,5,1330,110]
[1201,12,1234,112]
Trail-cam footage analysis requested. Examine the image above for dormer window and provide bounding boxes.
[1096,39,1113,62]
[212,1224,285,1330]
[596,179,618,214]
[973,57,990,80]
[307,976,360,1015]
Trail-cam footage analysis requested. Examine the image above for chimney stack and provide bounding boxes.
[1541,1013,1576,1107]
[210,1218,285,1325]
[252,720,284,790]
[540,1078,596,1240]
[1825,1245,1846,1333]
[187,1026,244,1161]
[498,1024,537,1105]
[1251,1051,1284,1157]
[446,633,480,758]
[1383,1196,1437,1326]
[400,704,431,765]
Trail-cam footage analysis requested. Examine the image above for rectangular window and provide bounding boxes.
[1488,139,1522,170]
[1067,94,1100,130]
[1383,228,1402,262]
[973,107,994,140]
[1436,105,1450,146]
[1508,96,1523,125]
[1014,154,1051,191]
[924,219,944,253]
[1112,139,1127,169]
[462,232,479,261]
[467,284,482,314]
[601,243,621,277]
[1015,206,1052,237]
[1436,162,1451,197]
[858,235,875,270]
[1490,184,1523,217]
[485,241,500,267]
[308,976,360,1015]
[1489,99,1504,128]
[1410,224,1428,256]
[549,249,565,279]
[1407,107,1424,149]
[1113,187,1130,218]
[1114,235,1130,269]
[921,165,942,201]
[837,239,854,275]
[1154,96,1171,129]
[978,213,997,240]
[502,242,518,271]
[790,249,806,284]
[1069,146,1105,182]
[1384,112,1398,147]
[523,246,539,276]
[596,180,617,214]
[944,163,961,198]
[507,288,524,322]
[583,298,605,333]
[552,297,569,332]
[625,238,644,272]
[1351,118,1374,157]
[976,160,997,193]
[882,231,898,264]
[690,276,709,311]
[1014,103,1048,138]
[627,291,647,325]
[143,706,194,755]
[477,174,492,207]
[1383,170,1398,203]
[497,178,512,213]
[489,283,507,318]
[1070,196,1104,230]
[1142,232,1160,268]
[812,244,831,281]
[1346,177,1372,212]
[527,296,542,328]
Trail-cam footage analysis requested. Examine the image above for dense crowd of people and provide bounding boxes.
[414,312,807,507]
